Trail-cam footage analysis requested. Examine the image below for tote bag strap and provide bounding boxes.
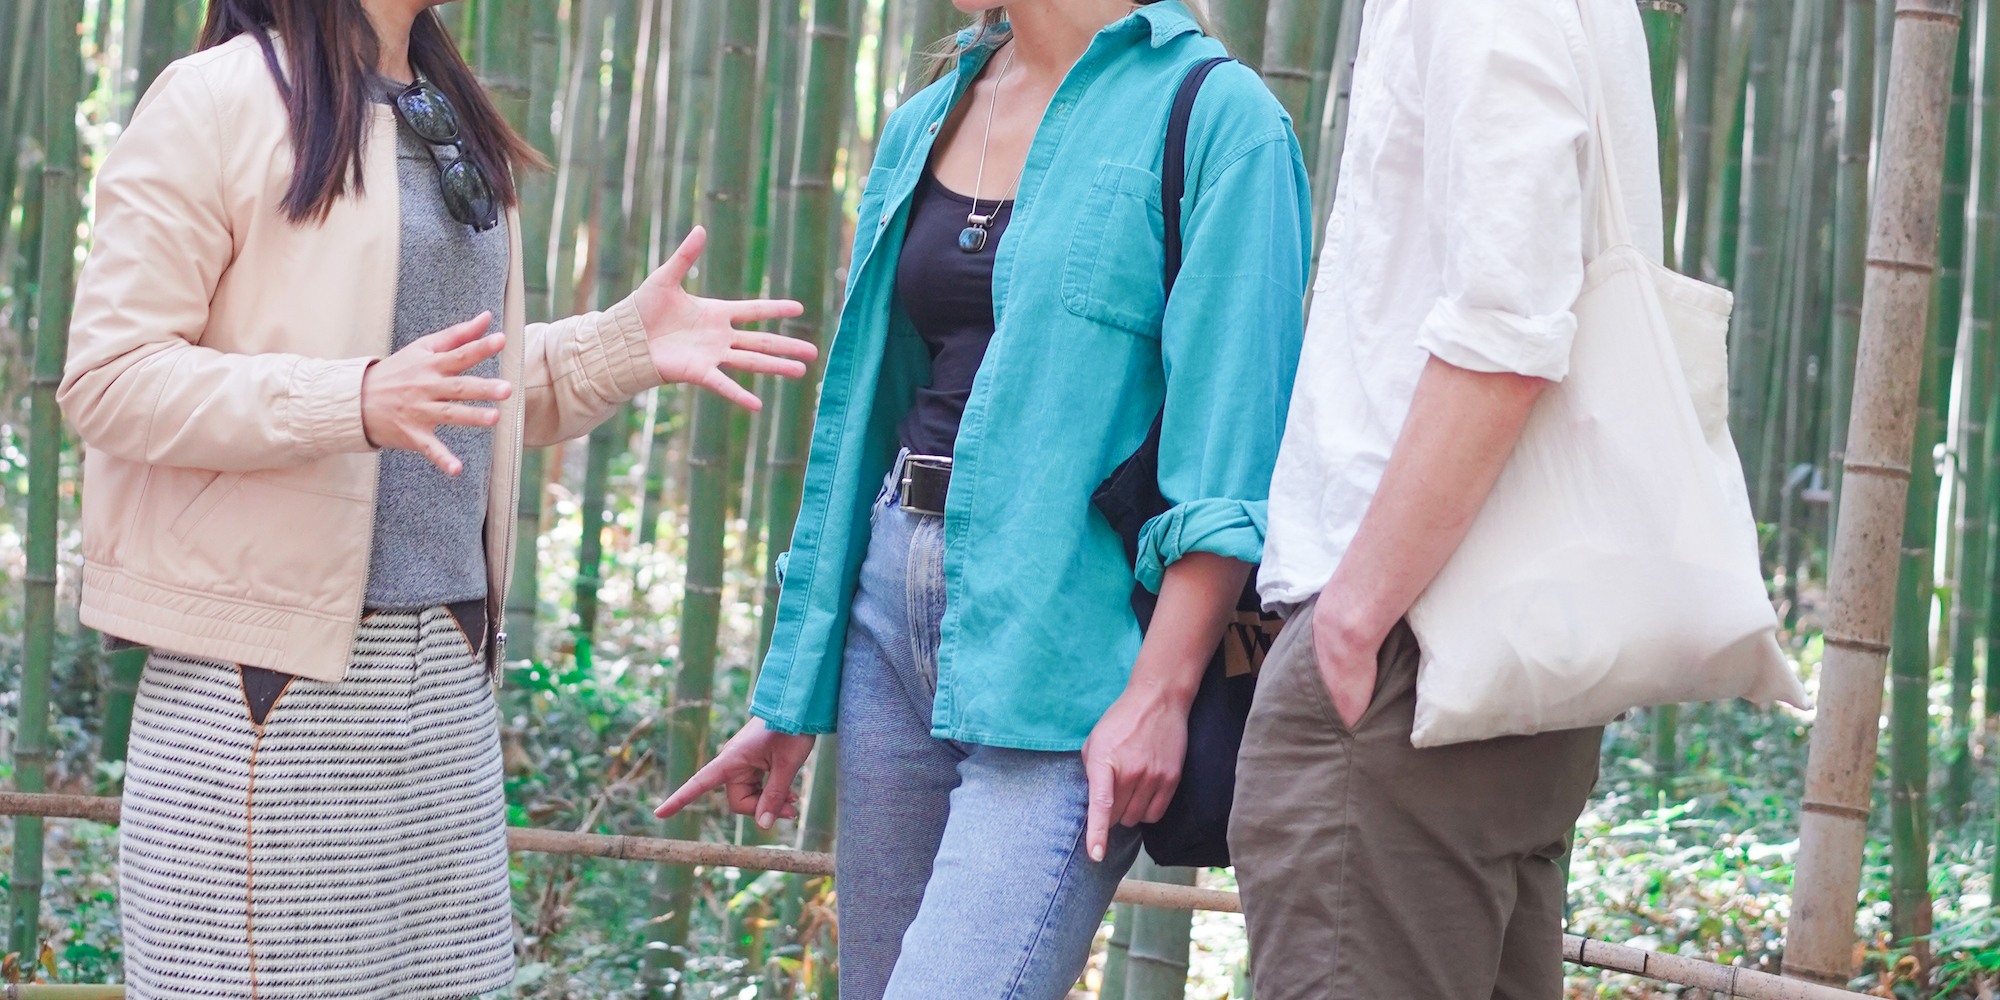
[1568,0,1639,254]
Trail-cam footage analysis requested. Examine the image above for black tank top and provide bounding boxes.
[894,170,1014,457]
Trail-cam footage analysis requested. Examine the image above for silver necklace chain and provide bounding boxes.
[967,43,1023,227]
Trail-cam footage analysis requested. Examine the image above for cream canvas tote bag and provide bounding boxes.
[1405,0,1809,748]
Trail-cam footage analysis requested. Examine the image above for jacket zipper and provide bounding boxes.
[492,368,525,688]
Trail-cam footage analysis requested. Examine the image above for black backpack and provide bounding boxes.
[1091,56,1283,870]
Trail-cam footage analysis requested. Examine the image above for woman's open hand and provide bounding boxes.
[655,718,816,830]
[360,312,511,476]
[629,227,815,410]
[1081,682,1193,863]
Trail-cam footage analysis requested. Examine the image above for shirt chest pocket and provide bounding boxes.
[1060,162,1168,338]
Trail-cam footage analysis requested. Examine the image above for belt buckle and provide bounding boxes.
[900,455,952,517]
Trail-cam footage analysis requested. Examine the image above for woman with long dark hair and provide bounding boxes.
[58,1,810,995]
[657,2,1309,996]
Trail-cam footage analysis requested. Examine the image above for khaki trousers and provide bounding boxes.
[1229,598,1603,999]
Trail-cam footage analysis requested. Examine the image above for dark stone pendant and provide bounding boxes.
[958,223,990,253]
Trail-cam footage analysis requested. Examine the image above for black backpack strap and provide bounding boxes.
[1142,56,1233,461]
[1163,56,1232,297]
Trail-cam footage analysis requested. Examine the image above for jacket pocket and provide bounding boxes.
[1060,162,1167,338]
[169,472,244,542]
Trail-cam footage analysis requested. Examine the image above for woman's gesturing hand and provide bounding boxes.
[630,227,815,410]
[655,718,816,830]
[1081,684,1192,864]
[360,312,511,476]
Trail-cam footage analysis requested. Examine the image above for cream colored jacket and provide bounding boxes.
[59,35,664,682]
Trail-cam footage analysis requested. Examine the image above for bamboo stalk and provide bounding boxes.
[1944,0,1999,820]
[1313,0,1366,230]
[1829,0,1882,538]
[1122,860,1196,1000]
[646,0,759,988]
[1886,331,1944,957]
[1774,2,1838,628]
[504,0,564,663]
[1784,0,1965,985]
[1215,0,1270,73]
[759,0,851,657]
[1716,24,1750,288]
[1883,19,1973,929]
[1680,0,1724,278]
[736,0,801,594]
[131,0,193,115]
[572,0,644,656]
[1301,0,1347,182]
[550,0,607,316]
[1641,0,1689,793]
[94,647,148,779]
[1640,1,1685,269]
[1260,0,1326,157]
[1101,901,1135,1000]
[768,0,856,928]
[1880,0,1900,125]
[635,0,688,548]
[648,0,721,523]
[792,732,839,992]
[901,1,959,97]
[1730,0,1795,519]
[10,0,83,958]
[9,44,47,325]
[0,2,44,319]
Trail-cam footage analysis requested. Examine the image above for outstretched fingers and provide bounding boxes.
[700,369,764,411]
[722,350,809,379]
[725,298,807,327]
[731,329,819,361]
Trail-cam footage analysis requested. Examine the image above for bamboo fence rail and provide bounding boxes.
[0,792,1873,997]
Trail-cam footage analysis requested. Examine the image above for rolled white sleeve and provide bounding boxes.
[1410,0,1591,382]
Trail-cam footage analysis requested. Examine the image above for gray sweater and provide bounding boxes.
[363,96,510,609]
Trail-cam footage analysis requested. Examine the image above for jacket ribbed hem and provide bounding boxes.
[80,562,357,682]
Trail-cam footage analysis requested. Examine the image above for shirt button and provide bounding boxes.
[928,123,940,134]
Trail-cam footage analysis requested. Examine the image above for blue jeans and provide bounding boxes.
[835,461,1142,1000]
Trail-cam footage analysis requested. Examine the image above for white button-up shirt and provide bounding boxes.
[1259,0,1664,608]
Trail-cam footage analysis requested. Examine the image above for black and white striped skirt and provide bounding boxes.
[118,607,515,999]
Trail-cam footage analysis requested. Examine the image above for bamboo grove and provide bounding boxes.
[0,0,1997,995]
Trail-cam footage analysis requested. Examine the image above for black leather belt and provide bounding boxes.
[899,455,953,517]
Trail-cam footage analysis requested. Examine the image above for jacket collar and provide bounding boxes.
[1131,1,1204,48]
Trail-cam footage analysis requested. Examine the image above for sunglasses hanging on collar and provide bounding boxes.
[392,79,501,233]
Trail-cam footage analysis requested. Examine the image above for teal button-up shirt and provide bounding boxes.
[751,2,1310,751]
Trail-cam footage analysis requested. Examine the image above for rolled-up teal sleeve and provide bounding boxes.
[1136,499,1270,593]
[1137,78,1311,594]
